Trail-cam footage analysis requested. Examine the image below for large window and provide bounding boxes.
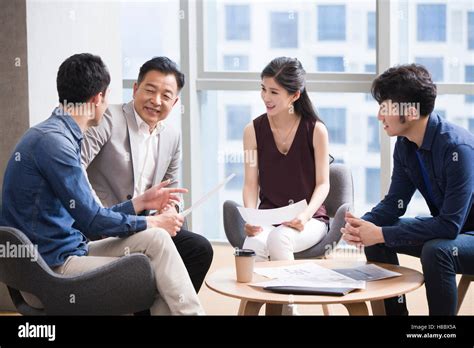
[24,0,474,244]
[173,0,474,241]
[318,5,346,41]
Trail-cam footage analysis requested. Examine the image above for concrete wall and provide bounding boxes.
[0,0,30,189]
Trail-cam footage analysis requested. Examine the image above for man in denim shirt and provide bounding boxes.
[342,64,473,315]
[1,53,203,315]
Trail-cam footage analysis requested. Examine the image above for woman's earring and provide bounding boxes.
[289,103,294,114]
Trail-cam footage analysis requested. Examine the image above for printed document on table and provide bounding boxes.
[237,199,308,226]
[250,262,366,289]
[333,263,402,281]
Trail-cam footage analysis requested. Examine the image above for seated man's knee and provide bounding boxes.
[421,239,454,266]
[141,228,172,246]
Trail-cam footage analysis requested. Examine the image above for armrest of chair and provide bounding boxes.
[223,200,246,248]
[294,202,351,259]
[40,253,156,315]
[6,253,156,315]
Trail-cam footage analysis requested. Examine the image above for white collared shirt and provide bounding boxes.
[133,107,163,197]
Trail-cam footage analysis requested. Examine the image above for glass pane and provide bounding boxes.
[469,11,474,49]
[204,0,376,73]
[316,56,345,72]
[318,5,346,41]
[120,1,180,80]
[195,91,380,241]
[270,12,298,48]
[225,5,250,40]
[417,4,446,41]
[395,0,474,83]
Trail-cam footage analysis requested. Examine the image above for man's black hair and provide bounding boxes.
[371,63,437,118]
[56,53,110,104]
[137,57,185,91]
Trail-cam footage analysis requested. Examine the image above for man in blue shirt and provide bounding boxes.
[342,64,473,315]
[1,53,203,315]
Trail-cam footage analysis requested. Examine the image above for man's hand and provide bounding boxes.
[282,213,310,232]
[341,212,384,247]
[244,223,263,237]
[146,209,184,237]
[132,179,188,214]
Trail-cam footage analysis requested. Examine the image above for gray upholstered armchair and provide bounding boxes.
[0,226,156,315]
[223,163,354,259]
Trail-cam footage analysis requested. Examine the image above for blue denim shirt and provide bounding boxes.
[1,108,147,267]
[362,113,474,247]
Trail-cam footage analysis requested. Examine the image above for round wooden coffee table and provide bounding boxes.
[205,259,424,315]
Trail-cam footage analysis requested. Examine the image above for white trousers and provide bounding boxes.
[242,218,328,262]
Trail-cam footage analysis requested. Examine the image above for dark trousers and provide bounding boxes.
[364,218,474,315]
[172,229,213,293]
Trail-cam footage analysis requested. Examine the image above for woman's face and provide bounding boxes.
[260,77,295,117]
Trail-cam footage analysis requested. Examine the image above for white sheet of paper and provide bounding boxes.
[251,263,366,289]
[180,174,235,217]
[237,199,308,226]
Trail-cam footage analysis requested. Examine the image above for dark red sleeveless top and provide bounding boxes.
[253,113,329,225]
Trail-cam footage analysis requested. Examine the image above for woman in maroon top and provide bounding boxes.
[242,57,330,265]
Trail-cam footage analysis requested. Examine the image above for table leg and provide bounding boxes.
[322,304,331,315]
[238,300,264,315]
[370,300,386,315]
[343,302,369,316]
[265,303,283,315]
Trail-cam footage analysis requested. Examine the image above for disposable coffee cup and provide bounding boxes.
[234,248,256,283]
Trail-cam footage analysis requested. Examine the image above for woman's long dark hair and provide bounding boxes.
[261,57,322,123]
